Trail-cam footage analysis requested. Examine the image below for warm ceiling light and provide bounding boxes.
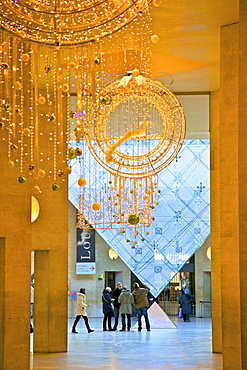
[31,196,40,223]
[108,248,119,260]
[206,247,211,260]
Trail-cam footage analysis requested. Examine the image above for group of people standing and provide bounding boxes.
[71,282,151,333]
[102,282,151,332]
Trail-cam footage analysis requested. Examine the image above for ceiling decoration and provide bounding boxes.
[0,0,152,45]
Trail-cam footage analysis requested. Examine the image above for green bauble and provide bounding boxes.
[18,175,26,184]
[52,183,60,191]
[128,213,140,225]
[101,96,111,105]
[68,147,76,159]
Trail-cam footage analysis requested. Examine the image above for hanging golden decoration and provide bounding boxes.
[0,0,152,45]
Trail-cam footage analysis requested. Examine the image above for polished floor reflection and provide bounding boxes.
[31,317,222,369]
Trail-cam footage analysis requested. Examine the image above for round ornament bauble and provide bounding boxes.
[128,213,140,225]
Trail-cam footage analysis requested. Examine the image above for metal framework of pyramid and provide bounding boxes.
[69,139,210,297]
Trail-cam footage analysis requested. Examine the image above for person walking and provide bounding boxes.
[119,286,134,331]
[112,282,122,330]
[132,282,151,331]
[102,287,114,331]
[179,288,192,322]
[71,288,94,333]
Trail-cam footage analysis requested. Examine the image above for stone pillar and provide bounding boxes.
[239,0,247,367]
[220,22,241,369]
[210,91,222,353]
[0,139,32,369]
[32,183,68,352]
[31,93,68,353]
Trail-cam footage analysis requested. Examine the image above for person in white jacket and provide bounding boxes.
[71,288,94,333]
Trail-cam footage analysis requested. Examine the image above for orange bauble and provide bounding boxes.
[78,178,86,187]
[92,202,101,211]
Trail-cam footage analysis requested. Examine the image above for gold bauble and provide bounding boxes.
[145,231,150,235]
[61,84,69,92]
[119,230,125,233]
[128,213,140,225]
[38,169,46,178]
[131,245,135,249]
[4,104,10,112]
[32,185,41,194]
[153,0,162,7]
[21,53,30,62]
[78,178,87,187]
[94,57,101,65]
[151,34,160,44]
[37,96,46,105]
[15,81,22,89]
[8,160,15,168]
[132,68,140,77]
[48,114,55,122]
[44,65,52,73]
[68,62,77,70]
[64,166,72,175]
[1,63,9,69]
[11,144,18,152]
[92,202,101,211]
[23,127,31,136]
[75,148,82,156]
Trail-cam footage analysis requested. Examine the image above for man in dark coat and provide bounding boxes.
[132,282,150,331]
[102,287,114,331]
[112,282,122,330]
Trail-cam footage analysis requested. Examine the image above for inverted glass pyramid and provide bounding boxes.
[69,139,210,296]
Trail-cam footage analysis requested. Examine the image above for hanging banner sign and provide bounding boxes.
[76,228,96,274]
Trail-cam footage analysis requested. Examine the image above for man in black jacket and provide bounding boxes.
[112,282,122,330]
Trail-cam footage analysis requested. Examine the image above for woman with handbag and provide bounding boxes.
[102,287,115,331]
[71,288,94,333]
[179,288,192,322]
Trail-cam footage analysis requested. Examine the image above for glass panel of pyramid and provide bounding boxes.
[69,139,210,296]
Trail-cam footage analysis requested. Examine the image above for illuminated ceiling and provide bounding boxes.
[149,0,238,93]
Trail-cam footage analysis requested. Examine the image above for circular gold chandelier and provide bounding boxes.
[76,72,186,232]
[86,74,186,179]
[0,0,152,45]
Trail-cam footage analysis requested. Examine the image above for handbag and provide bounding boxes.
[178,308,183,318]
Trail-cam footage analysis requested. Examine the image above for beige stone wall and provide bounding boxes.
[68,202,131,318]
[195,237,211,317]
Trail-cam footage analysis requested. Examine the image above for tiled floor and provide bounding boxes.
[31,317,222,370]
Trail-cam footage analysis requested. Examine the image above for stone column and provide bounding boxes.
[220,22,241,369]
[239,0,247,367]
[32,182,68,353]
[0,139,32,369]
[210,91,222,353]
